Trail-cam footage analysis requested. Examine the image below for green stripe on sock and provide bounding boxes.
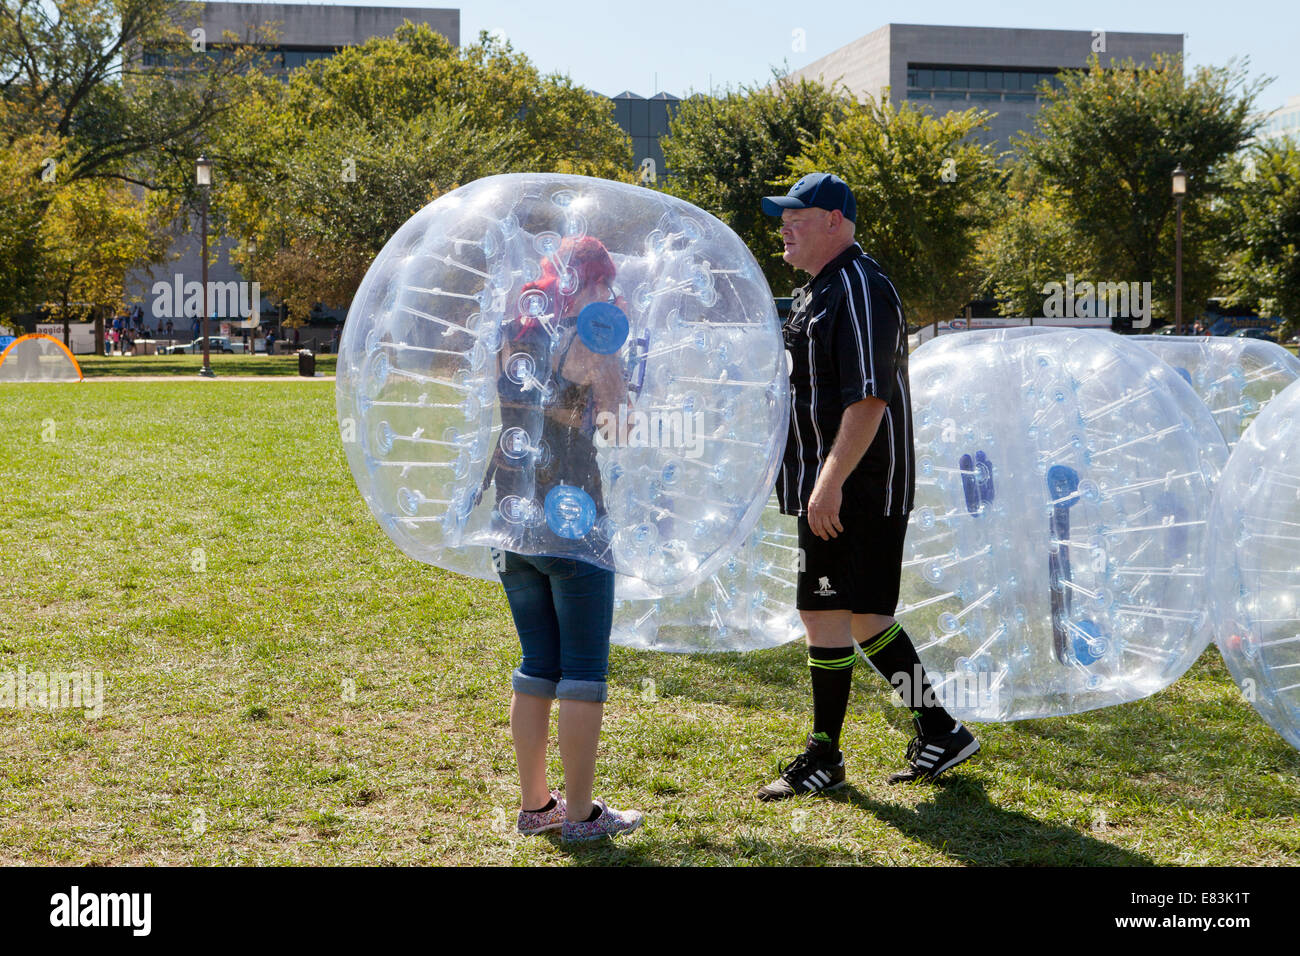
[807,653,857,670]
[858,622,902,658]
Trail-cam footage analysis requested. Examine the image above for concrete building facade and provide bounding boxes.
[790,24,1184,151]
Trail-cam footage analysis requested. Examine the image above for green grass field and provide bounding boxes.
[76,354,337,378]
[1,379,1297,866]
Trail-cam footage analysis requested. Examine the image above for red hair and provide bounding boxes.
[516,236,616,339]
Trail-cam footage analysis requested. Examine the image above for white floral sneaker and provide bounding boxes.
[517,790,567,835]
[560,797,644,842]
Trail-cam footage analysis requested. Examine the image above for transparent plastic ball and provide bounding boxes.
[1208,377,1300,751]
[1131,335,1300,447]
[912,325,1057,359]
[609,494,803,652]
[902,330,1225,721]
[336,174,787,595]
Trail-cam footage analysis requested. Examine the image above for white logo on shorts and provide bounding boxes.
[816,576,837,596]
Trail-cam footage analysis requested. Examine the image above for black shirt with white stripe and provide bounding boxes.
[778,243,915,517]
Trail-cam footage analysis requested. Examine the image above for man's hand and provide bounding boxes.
[807,478,844,540]
[807,397,887,539]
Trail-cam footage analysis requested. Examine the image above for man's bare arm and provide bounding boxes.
[807,397,886,539]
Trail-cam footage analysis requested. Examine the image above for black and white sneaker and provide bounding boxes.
[887,722,980,784]
[756,745,846,801]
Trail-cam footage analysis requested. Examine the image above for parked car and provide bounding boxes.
[1229,328,1277,343]
[165,335,245,355]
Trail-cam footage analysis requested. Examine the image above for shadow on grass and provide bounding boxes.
[539,775,1151,866]
[837,777,1154,866]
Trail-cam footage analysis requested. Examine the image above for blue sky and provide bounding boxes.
[345,0,1298,113]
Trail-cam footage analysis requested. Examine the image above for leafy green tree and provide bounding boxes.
[1219,141,1300,339]
[0,0,264,318]
[0,122,58,327]
[791,97,1002,325]
[660,73,847,295]
[214,26,633,318]
[40,176,166,334]
[0,0,265,186]
[976,163,1078,316]
[1017,54,1264,322]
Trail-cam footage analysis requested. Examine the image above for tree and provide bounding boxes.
[1017,54,1265,322]
[213,26,633,319]
[791,97,1002,325]
[976,163,1078,316]
[1219,140,1300,339]
[0,120,58,327]
[1,0,265,189]
[0,0,266,320]
[660,73,848,295]
[40,176,166,333]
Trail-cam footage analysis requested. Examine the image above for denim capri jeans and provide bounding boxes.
[494,550,615,703]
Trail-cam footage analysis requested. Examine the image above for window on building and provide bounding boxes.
[906,65,1063,94]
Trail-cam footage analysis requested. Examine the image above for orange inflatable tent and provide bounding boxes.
[0,333,84,382]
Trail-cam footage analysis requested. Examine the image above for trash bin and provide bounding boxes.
[298,349,316,377]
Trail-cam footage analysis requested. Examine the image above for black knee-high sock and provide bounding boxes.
[807,645,856,751]
[858,622,955,737]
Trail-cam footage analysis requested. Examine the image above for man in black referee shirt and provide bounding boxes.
[755,173,980,799]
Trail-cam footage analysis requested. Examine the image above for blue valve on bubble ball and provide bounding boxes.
[576,301,629,355]
[545,484,597,539]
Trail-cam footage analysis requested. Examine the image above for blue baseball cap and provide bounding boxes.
[761,172,856,223]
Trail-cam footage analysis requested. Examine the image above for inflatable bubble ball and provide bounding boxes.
[336,173,788,596]
[1208,376,1300,751]
[901,330,1226,721]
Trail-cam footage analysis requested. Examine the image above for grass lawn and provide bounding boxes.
[76,354,337,377]
[1,379,1297,866]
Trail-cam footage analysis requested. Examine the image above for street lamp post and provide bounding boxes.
[246,239,257,355]
[197,155,215,377]
[1172,164,1187,335]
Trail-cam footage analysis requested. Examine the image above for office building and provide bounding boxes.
[789,24,1184,152]
[1253,94,1300,144]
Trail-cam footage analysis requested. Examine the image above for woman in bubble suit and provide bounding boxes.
[490,235,643,842]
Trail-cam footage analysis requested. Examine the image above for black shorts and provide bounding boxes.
[796,511,910,615]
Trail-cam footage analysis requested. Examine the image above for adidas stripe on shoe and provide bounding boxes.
[756,749,846,801]
[888,722,980,784]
